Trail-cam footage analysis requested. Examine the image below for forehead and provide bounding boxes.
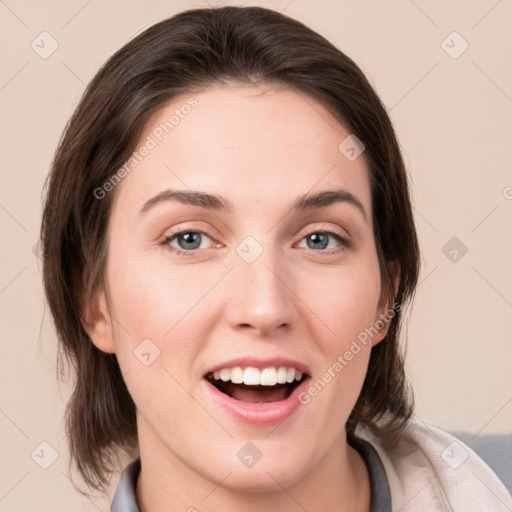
[113,84,371,216]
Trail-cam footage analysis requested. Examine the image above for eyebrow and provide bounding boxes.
[139,188,367,221]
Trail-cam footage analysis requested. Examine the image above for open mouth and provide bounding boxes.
[205,367,308,404]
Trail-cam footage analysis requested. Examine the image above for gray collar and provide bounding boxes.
[111,458,141,512]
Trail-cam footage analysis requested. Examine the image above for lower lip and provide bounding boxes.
[204,378,310,426]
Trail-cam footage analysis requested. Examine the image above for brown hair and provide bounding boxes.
[41,5,420,493]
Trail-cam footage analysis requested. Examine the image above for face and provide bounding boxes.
[86,83,395,493]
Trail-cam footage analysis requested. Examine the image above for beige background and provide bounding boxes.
[1,0,511,509]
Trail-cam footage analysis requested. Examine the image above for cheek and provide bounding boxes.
[295,256,382,349]
[105,253,210,423]
[104,250,233,412]
[107,251,222,340]
[290,257,381,419]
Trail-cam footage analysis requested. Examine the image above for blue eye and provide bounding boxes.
[162,231,215,256]
[161,229,350,257]
[297,231,350,253]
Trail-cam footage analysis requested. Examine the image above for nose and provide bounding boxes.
[224,249,299,336]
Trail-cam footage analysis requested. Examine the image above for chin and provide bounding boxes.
[200,443,313,493]
[215,464,306,494]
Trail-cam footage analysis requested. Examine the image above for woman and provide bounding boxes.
[40,6,510,511]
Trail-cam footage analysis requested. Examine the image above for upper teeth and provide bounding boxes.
[212,367,303,386]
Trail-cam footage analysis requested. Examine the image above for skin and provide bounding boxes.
[84,83,398,512]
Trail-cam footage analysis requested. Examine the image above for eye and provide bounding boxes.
[162,230,217,256]
[297,230,350,254]
[161,228,351,257]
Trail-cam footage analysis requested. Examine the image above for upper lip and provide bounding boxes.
[203,357,311,377]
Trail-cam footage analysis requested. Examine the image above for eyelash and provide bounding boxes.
[160,227,351,257]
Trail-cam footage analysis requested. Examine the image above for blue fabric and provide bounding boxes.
[110,440,391,511]
[110,458,141,512]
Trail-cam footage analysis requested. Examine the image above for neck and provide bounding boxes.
[135,418,370,512]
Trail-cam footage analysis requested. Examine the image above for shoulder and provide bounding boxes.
[355,418,512,511]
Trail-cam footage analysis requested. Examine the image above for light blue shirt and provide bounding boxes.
[110,437,391,511]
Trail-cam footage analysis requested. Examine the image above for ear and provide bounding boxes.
[371,260,400,347]
[81,283,117,354]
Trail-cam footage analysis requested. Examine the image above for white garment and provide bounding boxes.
[355,418,512,511]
